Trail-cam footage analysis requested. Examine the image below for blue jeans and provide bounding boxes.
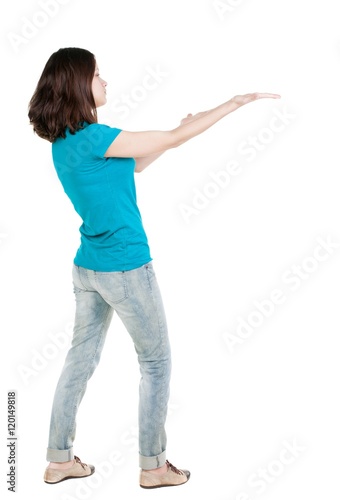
[46,261,171,470]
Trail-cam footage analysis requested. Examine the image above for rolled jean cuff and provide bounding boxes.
[46,447,74,462]
[139,450,166,470]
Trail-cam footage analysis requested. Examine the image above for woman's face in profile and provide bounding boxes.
[92,63,107,108]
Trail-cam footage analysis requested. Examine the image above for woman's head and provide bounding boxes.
[28,47,107,142]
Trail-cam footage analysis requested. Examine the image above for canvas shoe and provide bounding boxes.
[44,456,95,484]
[140,460,190,489]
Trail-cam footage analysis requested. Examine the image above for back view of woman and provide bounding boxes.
[28,47,280,489]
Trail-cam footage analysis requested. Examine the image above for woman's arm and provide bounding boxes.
[134,112,207,172]
[105,93,280,159]
[135,151,166,173]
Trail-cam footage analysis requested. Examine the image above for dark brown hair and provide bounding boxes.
[28,47,97,142]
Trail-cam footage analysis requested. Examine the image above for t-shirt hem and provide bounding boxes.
[73,256,153,272]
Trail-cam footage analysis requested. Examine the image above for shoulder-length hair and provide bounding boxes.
[28,47,97,143]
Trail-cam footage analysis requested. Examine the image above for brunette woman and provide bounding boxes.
[28,47,280,489]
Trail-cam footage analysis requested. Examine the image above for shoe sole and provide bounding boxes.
[140,473,190,489]
[44,467,95,484]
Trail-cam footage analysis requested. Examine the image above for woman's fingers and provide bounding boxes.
[256,93,281,99]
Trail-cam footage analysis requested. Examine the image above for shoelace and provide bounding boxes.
[166,460,184,475]
[74,456,87,470]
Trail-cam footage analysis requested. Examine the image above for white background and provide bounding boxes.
[1,0,340,499]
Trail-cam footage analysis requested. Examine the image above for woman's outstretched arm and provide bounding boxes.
[106,92,280,161]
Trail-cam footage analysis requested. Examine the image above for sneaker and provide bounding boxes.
[140,460,190,489]
[44,456,95,484]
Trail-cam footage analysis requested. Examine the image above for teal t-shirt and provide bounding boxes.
[52,122,151,271]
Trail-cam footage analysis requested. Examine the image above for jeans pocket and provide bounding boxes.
[94,271,128,304]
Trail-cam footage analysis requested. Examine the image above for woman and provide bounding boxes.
[28,47,280,489]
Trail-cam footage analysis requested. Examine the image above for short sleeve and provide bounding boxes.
[85,124,122,158]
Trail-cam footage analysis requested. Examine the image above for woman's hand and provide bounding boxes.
[231,92,281,107]
[180,92,280,125]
